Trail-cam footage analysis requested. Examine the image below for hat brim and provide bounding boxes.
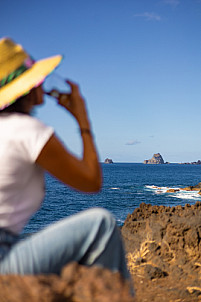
[0,55,63,110]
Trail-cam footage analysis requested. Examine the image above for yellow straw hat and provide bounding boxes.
[0,37,63,110]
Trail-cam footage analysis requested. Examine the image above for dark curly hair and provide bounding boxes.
[0,89,35,115]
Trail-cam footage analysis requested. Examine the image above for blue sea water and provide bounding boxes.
[23,163,201,234]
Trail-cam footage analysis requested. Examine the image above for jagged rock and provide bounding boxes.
[182,182,201,191]
[166,189,180,193]
[144,153,165,164]
[104,158,113,164]
[191,160,201,165]
[122,202,201,301]
[0,262,134,302]
[122,201,201,257]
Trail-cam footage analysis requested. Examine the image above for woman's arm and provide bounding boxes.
[36,80,102,193]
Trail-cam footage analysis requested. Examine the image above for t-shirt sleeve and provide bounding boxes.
[19,116,54,162]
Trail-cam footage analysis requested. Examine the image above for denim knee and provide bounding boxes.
[89,207,116,230]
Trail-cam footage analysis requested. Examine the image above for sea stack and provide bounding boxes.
[104,158,113,164]
[144,153,164,164]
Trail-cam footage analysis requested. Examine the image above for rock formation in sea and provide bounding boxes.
[148,182,201,198]
[104,158,113,164]
[143,153,165,164]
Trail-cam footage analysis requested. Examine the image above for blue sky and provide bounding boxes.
[1,0,201,163]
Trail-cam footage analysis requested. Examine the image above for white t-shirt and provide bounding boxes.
[0,113,54,234]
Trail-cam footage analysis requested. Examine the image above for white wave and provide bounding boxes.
[145,185,158,189]
[172,192,201,200]
[145,184,201,200]
[155,190,165,194]
[116,218,125,224]
[110,187,120,190]
[145,185,168,194]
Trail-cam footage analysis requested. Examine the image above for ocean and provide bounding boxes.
[23,163,201,234]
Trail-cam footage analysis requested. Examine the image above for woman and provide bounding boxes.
[0,37,130,281]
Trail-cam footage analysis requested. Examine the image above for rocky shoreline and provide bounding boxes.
[1,198,201,301]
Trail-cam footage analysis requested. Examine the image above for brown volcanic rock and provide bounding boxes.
[122,202,201,255]
[121,202,201,301]
[0,262,134,302]
[182,182,201,191]
[166,188,179,193]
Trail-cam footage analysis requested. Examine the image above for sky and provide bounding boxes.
[1,0,201,163]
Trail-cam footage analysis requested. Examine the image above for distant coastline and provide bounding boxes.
[179,160,201,165]
[101,156,201,165]
[101,161,201,165]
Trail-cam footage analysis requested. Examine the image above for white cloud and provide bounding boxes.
[134,12,161,21]
[163,0,180,6]
[126,140,141,146]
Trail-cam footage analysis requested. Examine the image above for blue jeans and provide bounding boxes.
[0,208,130,280]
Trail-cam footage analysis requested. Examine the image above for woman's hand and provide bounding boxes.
[58,80,90,129]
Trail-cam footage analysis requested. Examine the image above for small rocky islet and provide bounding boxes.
[104,158,114,164]
[144,153,166,164]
